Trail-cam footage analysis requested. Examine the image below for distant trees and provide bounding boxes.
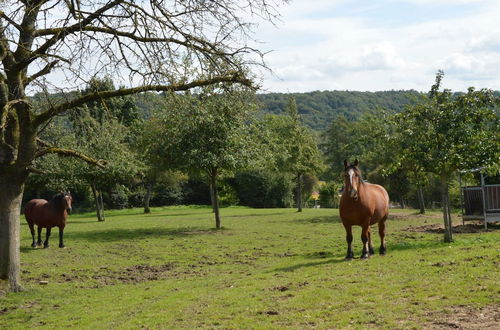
[255,97,324,211]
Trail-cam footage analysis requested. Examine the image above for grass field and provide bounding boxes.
[1,206,499,329]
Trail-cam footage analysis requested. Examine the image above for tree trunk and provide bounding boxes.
[210,171,221,229]
[144,182,152,214]
[0,178,25,293]
[440,178,453,242]
[91,183,105,222]
[417,186,426,214]
[209,182,215,213]
[99,192,106,221]
[297,173,303,212]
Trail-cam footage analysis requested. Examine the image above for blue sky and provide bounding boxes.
[253,0,500,92]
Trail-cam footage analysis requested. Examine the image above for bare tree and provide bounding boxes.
[0,0,285,292]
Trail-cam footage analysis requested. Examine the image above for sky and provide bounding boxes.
[252,0,500,93]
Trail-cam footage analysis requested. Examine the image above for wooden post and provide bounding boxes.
[480,173,488,230]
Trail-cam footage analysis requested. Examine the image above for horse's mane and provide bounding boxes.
[49,193,67,209]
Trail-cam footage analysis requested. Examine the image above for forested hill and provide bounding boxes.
[257,90,424,131]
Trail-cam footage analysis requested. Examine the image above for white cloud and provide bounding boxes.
[254,0,500,92]
[466,30,500,53]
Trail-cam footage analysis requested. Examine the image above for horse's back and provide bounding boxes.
[24,199,48,224]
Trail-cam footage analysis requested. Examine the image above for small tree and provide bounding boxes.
[393,71,500,242]
[281,97,324,211]
[149,88,258,228]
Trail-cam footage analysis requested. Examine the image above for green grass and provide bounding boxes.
[1,207,499,329]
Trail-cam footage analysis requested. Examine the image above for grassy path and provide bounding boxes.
[1,207,499,328]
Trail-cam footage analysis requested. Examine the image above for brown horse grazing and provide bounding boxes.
[24,192,73,248]
[339,160,389,259]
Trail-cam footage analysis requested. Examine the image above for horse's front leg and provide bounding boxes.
[59,227,65,248]
[361,223,370,259]
[43,227,52,248]
[368,227,375,256]
[343,223,354,260]
[37,226,43,246]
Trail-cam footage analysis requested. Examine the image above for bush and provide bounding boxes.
[182,179,211,205]
[107,185,129,209]
[319,182,339,208]
[152,184,185,206]
[233,170,294,208]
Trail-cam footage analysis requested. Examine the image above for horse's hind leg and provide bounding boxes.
[378,218,387,255]
[343,223,354,260]
[37,226,43,246]
[43,227,52,248]
[28,223,36,248]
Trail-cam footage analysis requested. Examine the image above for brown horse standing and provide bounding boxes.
[24,192,73,248]
[339,160,389,259]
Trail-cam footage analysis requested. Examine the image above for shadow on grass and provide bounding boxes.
[226,212,290,219]
[66,226,226,242]
[273,256,346,272]
[292,215,341,224]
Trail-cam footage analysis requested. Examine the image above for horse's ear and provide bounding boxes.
[343,159,348,169]
[354,159,359,167]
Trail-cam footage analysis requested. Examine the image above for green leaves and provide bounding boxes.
[393,76,499,179]
[148,88,258,178]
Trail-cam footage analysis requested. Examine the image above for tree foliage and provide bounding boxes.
[391,71,500,241]
[147,87,259,227]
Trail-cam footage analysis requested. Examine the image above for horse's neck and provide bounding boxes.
[48,200,64,213]
[356,182,368,201]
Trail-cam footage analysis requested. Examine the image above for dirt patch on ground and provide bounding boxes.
[87,264,176,285]
[425,304,500,329]
[389,213,442,221]
[406,222,500,234]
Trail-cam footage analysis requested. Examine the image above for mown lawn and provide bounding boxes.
[1,206,499,329]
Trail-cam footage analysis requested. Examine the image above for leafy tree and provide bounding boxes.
[268,97,324,211]
[149,89,258,228]
[0,0,284,292]
[392,71,500,242]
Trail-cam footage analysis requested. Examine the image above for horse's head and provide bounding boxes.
[343,159,362,199]
[60,191,73,214]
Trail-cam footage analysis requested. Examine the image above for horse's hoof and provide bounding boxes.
[43,244,49,249]
[360,254,370,259]
[380,247,387,255]
[31,243,37,248]
[59,245,66,249]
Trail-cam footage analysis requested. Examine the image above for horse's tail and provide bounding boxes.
[24,201,35,225]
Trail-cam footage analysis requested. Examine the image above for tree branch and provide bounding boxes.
[35,146,107,168]
[25,60,59,85]
[25,0,125,67]
[34,72,254,127]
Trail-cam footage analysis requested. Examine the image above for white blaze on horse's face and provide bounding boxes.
[347,169,358,199]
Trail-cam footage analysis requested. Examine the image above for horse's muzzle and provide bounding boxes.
[67,208,72,214]
[349,189,358,199]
